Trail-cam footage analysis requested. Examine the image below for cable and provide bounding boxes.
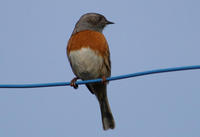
[0,65,200,88]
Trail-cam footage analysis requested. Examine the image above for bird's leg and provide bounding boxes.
[101,76,107,85]
[70,77,79,89]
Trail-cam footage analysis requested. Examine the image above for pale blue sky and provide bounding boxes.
[0,0,200,137]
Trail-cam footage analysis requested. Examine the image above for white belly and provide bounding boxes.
[68,47,103,80]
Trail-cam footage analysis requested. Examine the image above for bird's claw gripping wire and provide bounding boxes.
[70,76,107,89]
[102,76,107,84]
[70,77,79,89]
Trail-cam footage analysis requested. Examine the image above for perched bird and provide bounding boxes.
[66,13,115,130]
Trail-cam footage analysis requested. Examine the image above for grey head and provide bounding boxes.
[72,13,114,34]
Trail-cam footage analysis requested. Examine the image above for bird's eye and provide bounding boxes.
[98,16,103,22]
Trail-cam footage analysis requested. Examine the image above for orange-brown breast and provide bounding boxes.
[67,30,109,57]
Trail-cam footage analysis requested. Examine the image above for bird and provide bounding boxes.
[66,13,115,130]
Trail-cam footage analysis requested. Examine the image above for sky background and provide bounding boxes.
[0,0,200,137]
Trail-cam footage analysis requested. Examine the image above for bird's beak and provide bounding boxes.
[106,20,114,25]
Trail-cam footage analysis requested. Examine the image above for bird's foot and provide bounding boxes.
[70,77,79,89]
[101,76,107,84]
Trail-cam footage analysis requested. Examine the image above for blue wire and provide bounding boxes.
[0,65,200,88]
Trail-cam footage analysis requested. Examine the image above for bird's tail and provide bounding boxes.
[97,93,115,130]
